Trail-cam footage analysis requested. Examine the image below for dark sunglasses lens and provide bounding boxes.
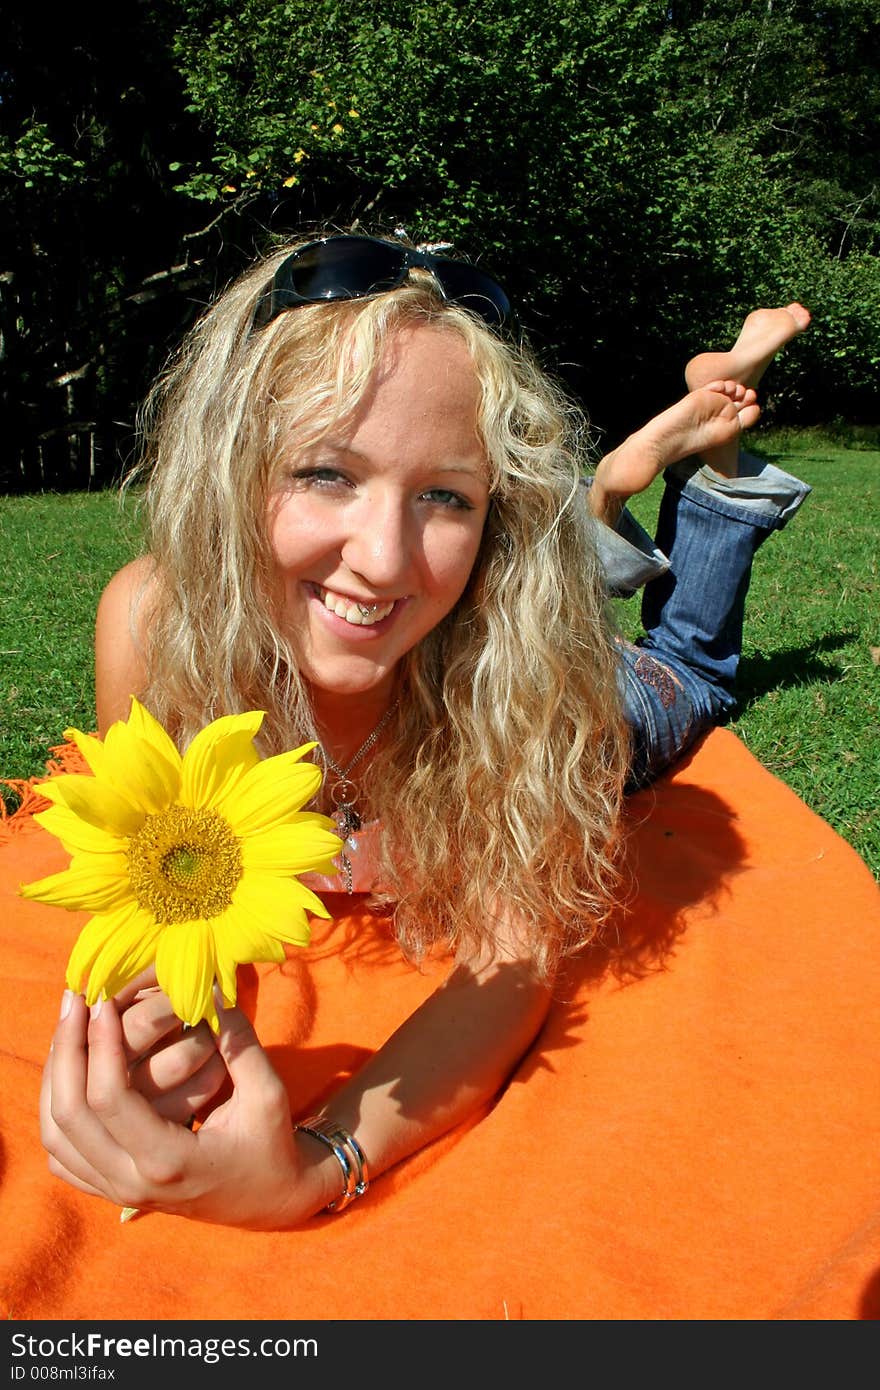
[255,236,514,333]
[284,237,406,301]
[430,260,511,327]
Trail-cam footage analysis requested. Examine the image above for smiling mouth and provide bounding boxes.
[316,585,397,627]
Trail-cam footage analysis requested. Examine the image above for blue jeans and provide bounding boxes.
[593,452,812,791]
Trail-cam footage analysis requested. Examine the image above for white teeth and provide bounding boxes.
[320,588,395,626]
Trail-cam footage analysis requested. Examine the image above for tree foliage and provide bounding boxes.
[2,0,878,489]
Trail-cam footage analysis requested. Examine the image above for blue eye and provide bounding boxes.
[289,467,348,488]
[422,488,472,510]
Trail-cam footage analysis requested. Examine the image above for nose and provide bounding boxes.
[340,489,417,591]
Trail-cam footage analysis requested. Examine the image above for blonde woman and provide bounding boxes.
[39,234,810,1227]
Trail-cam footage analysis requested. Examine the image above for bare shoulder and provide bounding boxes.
[96,555,158,619]
[95,556,161,734]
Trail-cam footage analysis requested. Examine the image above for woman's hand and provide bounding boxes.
[40,991,340,1229]
[40,909,552,1230]
[110,968,227,1124]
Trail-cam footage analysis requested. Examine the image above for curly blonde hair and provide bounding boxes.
[125,237,631,980]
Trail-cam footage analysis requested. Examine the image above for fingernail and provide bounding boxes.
[89,996,103,1021]
[59,989,74,1021]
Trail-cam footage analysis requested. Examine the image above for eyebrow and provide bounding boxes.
[429,461,488,477]
[319,441,488,480]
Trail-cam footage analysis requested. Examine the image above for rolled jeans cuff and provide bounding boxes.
[580,477,670,598]
[664,450,812,530]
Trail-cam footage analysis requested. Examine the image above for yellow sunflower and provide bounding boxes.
[20,698,342,1031]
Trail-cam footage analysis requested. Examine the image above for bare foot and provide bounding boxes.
[685,303,811,393]
[589,380,760,526]
[682,303,810,475]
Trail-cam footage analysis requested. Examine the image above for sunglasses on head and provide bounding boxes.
[251,234,514,332]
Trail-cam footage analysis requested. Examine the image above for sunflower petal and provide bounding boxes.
[93,916,165,1002]
[67,910,120,994]
[63,727,110,778]
[178,711,265,810]
[33,805,126,857]
[217,749,324,834]
[125,697,184,768]
[103,704,181,812]
[156,919,218,1030]
[20,854,134,912]
[233,871,326,935]
[213,907,285,1004]
[223,884,309,953]
[240,818,341,874]
[38,776,145,837]
[214,950,240,1009]
[65,901,161,1001]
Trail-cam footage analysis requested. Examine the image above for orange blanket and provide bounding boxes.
[1,728,878,1321]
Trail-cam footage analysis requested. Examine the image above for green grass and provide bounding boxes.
[0,489,142,785]
[1,435,878,878]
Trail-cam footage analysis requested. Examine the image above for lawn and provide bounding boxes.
[1,434,878,878]
[0,489,142,785]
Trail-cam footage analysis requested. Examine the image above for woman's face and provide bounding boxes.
[267,323,491,710]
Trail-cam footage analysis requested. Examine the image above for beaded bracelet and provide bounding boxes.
[294,1114,370,1212]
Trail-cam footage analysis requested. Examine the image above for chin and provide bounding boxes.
[302,658,401,701]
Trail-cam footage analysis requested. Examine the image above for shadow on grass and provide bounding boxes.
[736,631,856,709]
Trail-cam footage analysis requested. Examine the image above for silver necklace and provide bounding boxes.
[319,701,398,893]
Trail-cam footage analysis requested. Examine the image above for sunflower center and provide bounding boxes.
[127,805,242,924]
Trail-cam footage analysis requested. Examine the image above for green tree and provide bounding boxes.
[0,1,209,490]
[3,0,877,489]
[168,0,880,431]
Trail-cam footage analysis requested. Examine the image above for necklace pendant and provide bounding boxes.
[335,802,362,839]
[339,845,354,895]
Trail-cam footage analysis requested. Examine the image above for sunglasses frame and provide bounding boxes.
[251,234,514,333]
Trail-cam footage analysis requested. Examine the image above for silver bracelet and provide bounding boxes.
[294,1114,370,1213]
